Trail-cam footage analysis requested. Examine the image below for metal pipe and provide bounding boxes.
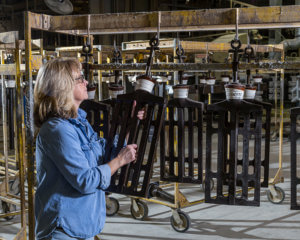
[1,74,9,195]
[8,87,14,150]
[25,11,35,240]
[14,31,27,238]
[282,0,300,51]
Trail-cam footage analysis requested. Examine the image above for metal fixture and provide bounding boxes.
[44,0,73,15]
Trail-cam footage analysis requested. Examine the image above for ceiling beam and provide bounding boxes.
[27,5,300,35]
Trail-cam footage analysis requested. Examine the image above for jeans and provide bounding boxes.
[44,228,95,240]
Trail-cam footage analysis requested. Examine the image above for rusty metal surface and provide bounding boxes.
[27,6,300,34]
[105,90,166,197]
[205,100,262,206]
[87,61,300,71]
[160,98,203,183]
[14,31,28,238]
[79,100,111,139]
[290,107,300,210]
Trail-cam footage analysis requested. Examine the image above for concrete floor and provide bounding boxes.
[1,137,300,240]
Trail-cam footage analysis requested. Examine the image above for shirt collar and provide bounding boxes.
[68,108,87,125]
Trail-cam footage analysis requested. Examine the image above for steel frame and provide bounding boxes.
[205,100,263,206]
[105,90,166,197]
[0,31,27,240]
[244,100,272,188]
[160,98,204,184]
[290,107,300,210]
[79,100,111,139]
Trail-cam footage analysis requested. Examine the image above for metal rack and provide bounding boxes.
[24,6,300,238]
[0,31,27,240]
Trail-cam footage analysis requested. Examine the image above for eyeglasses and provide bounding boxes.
[74,75,86,84]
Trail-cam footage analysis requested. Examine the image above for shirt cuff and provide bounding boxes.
[97,164,111,190]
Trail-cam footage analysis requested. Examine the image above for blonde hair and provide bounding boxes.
[34,57,81,128]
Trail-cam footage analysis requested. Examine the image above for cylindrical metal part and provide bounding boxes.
[148,184,175,203]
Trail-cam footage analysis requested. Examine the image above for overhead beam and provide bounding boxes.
[122,39,283,52]
[0,39,42,50]
[27,5,300,35]
[0,31,18,44]
[88,61,300,71]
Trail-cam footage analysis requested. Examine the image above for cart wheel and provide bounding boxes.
[266,186,285,204]
[201,178,214,192]
[130,200,148,220]
[1,201,16,221]
[170,210,191,233]
[106,197,119,216]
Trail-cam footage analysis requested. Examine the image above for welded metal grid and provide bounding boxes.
[205,100,262,206]
[160,98,203,183]
[105,90,166,197]
[291,107,300,210]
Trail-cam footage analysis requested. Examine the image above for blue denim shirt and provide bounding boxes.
[35,108,117,239]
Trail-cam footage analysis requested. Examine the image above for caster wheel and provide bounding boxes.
[170,210,191,233]
[267,186,285,204]
[106,197,119,216]
[1,201,16,221]
[130,200,148,220]
[201,178,214,192]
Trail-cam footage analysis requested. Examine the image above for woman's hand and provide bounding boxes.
[108,144,137,175]
[131,100,146,120]
[117,144,137,166]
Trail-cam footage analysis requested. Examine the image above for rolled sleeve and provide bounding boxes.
[97,164,111,190]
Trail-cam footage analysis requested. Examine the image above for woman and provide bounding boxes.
[34,58,142,239]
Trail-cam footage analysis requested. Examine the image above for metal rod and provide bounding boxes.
[1,74,9,194]
[235,8,239,40]
[25,11,35,240]
[14,30,27,239]
[8,87,14,149]
[274,71,278,132]
[157,11,161,40]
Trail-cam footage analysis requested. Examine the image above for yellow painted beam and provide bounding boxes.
[122,39,283,53]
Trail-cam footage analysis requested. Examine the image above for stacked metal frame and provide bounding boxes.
[79,99,111,139]
[205,100,263,206]
[104,90,166,197]
[160,98,203,183]
[290,107,300,210]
